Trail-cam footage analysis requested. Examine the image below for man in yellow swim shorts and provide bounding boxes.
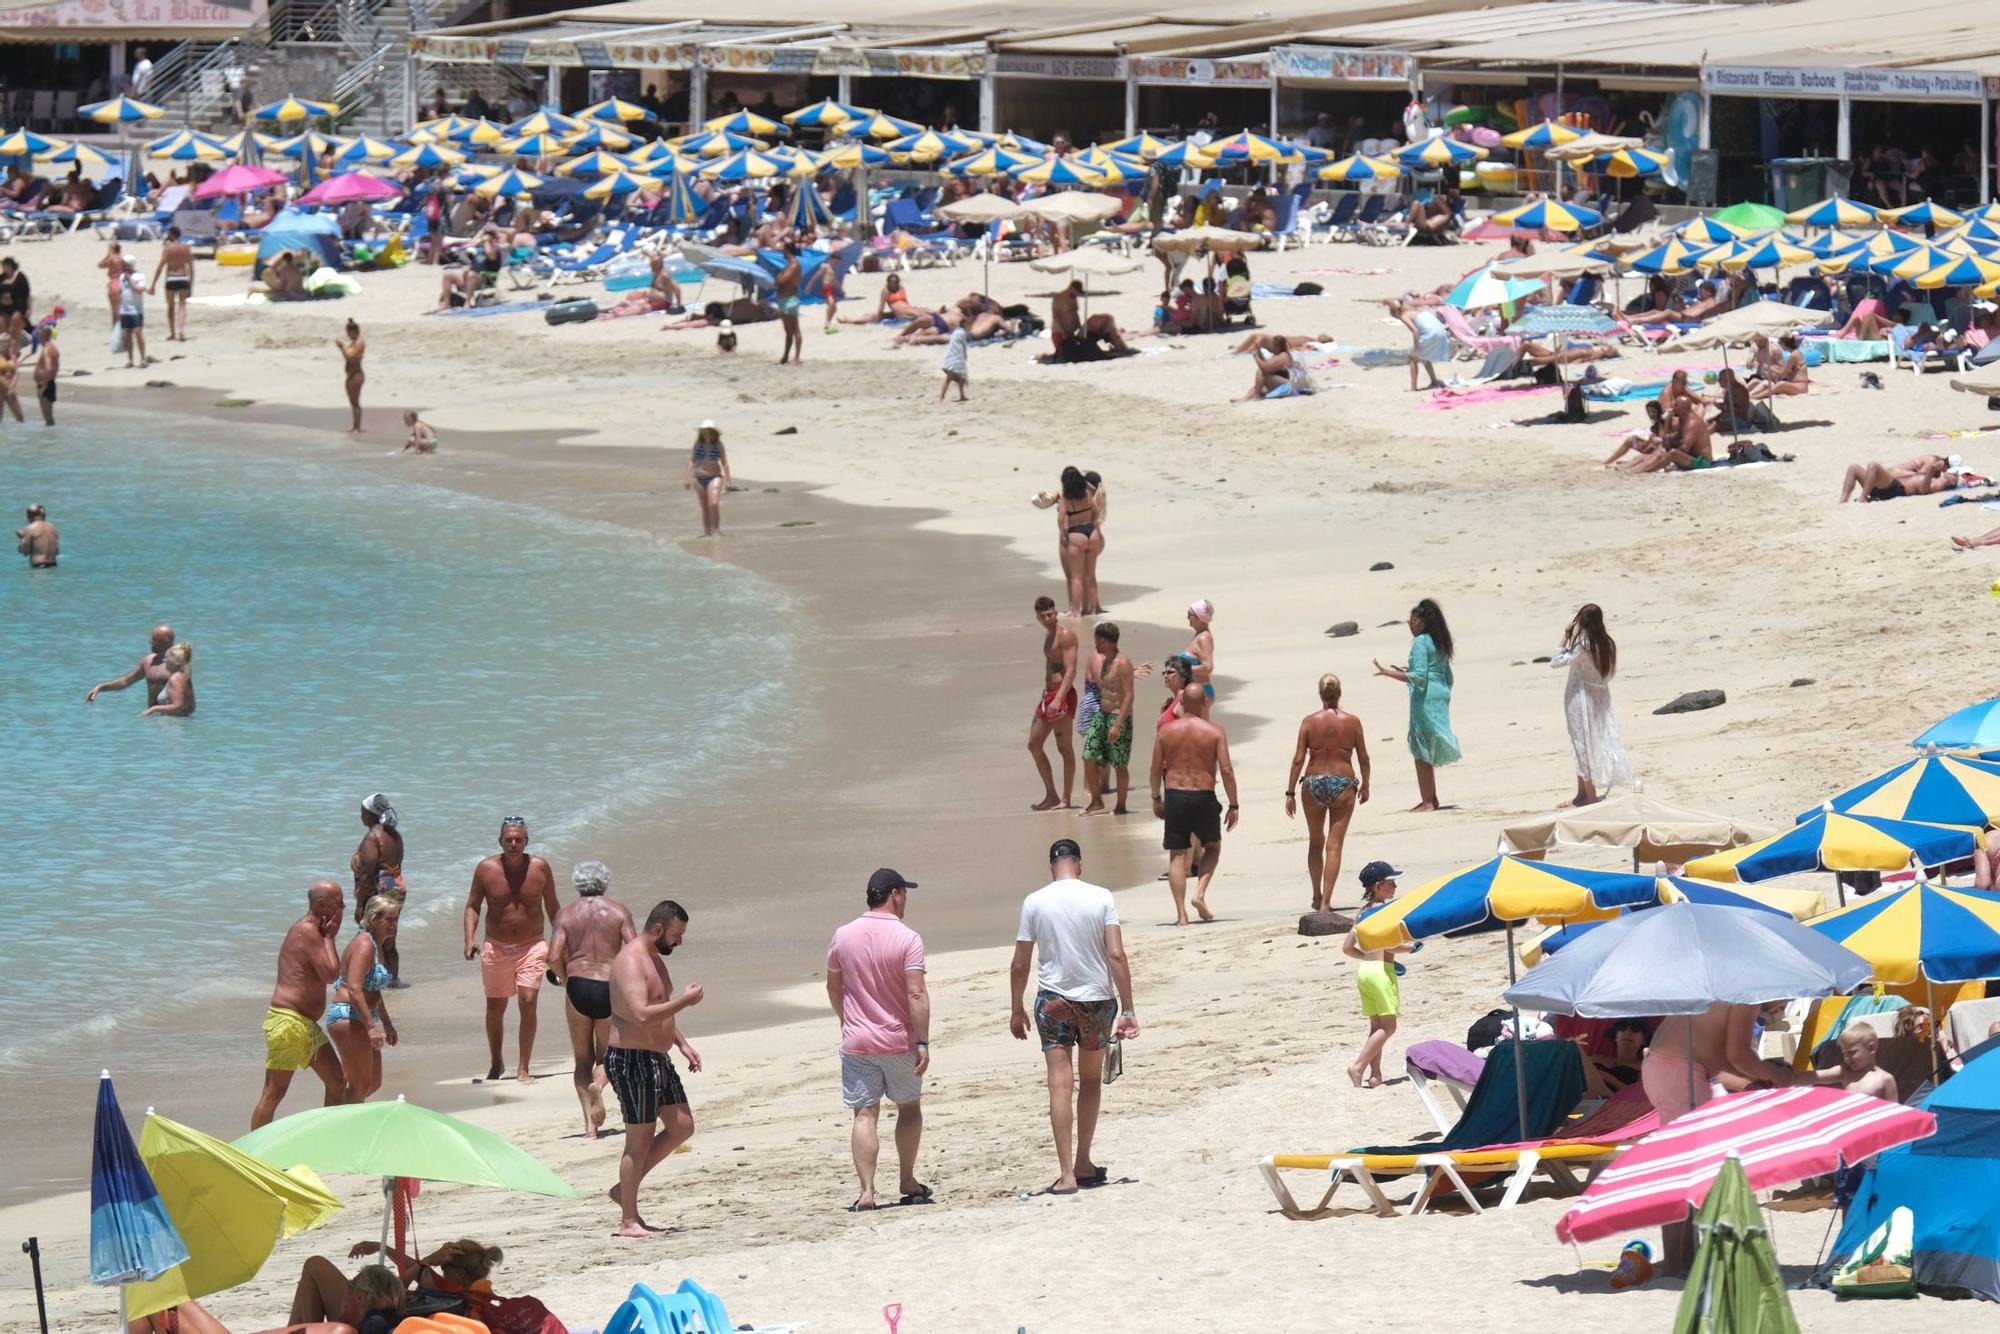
[253,880,350,1128]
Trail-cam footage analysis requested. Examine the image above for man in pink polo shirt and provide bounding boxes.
[826,867,932,1211]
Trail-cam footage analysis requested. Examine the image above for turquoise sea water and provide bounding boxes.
[4,411,790,1076]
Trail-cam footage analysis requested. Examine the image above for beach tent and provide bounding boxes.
[1498,790,1771,863]
[256,207,342,272]
[1818,1042,2000,1301]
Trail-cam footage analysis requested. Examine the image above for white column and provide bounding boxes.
[1123,69,1136,138]
[688,59,707,130]
[837,73,851,105]
[978,71,995,132]
[545,65,559,108]
[1699,90,1712,149]
[1982,95,1992,204]
[1268,79,1279,136]
[1836,93,1851,162]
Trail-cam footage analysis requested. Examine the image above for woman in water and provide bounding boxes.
[1285,673,1370,913]
[684,420,732,537]
[336,319,365,435]
[1373,600,1459,812]
[1552,603,1630,807]
[1058,465,1104,616]
[140,642,196,718]
[352,793,406,982]
[327,893,399,1102]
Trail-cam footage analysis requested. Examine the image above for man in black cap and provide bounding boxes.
[826,868,931,1211]
[1010,839,1138,1195]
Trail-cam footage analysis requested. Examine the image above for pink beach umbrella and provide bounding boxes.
[1554,1086,1934,1244]
[297,173,404,206]
[192,163,289,199]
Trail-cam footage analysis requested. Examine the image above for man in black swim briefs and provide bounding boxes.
[548,859,636,1140]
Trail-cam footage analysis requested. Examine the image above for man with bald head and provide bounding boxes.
[1151,684,1239,927]
[253,879,348,1128]
[86,624,179,707]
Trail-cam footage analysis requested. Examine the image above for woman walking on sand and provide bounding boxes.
[1285,674,1370,913]
[685,419,731,537]
[1373,599,1459,812]
[1343,861,1414,1088]
[336,319,365,435]
[1553,603,1630,807]
[1058,465,1104,616]
[327,893,400,1102]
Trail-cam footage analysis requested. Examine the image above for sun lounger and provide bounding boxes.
[1405,1039,1485,1134]
[1310,192,1360,243]
[1438,305,1522,360]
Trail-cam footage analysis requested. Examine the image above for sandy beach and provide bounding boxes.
[5,218,1994,1331]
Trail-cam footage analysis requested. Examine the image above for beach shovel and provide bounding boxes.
[884,1302,902,1334]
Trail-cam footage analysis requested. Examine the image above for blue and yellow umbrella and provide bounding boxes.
[1801,754,2000,827]
[388,142,465,170]
[1353,857,1661,950]
[699,149,801,181]
[848,112,924,142]
[472,167,542,199]
[1205,130,1303,165]
[267,130,341,160]
[1150,139,1217,170]
[1502,119,1585,151]
[498,132,570,159]
[581,170,661,201]
[1675,216,1747,246]
[556,149,637,178]
[672,129,769,158]
[334,134,402,164]
[785,184,832,231]
[705,110,788,138]
[884,129,978,162]
[660,171,703,227]
[1806,881,2000,983]
[1869,241,1957,279]
[506,109,584,138]
[1393,136,1487,168]
[1684,812,1980,884]
[946,144,1038,177]
[1077,148,1150,184]
[1787,194,1878,228]
[1008,153,1110,187]
[446,118,507,147]
[1493,199,1603,233]
[1520,877,1822,966]
[1098,132,1174,161]
[147,129,230,162]
[220,130,278,160]
[0,127,63,155]
[1625,235,1722,274]
[39,141,119,172]
[563,123,641,153]
[1317,153,1399,182]
[1709,235,1815,272]
[248,96,337,124]
[80,95,166,124]
[1883,199,1964,229]
[1588,147,1670,179]
[1915,253,2000,291]
[819,140,892,170]
[784,98,872,130]
[579,96,653,124]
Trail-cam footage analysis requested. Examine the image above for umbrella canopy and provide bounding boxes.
[192,163,288,199]
[233,1097,579,1197]
[1393,136,1487,167]
[1010,154,1110,187]
[580,96,653,124]
[1676,215,1751,245]
[1492,199,1603,233]
[1503,900,1872,1018]
[1806,753,2000,826]
[820,140,892,169]
[1023,191,1124,224]
[557,149,637,178]
[1355,856,1661,950]
[1868,241,1956,279]
[498,132,571,159]
[1711,201,1790,231]
[1626,235,1723,274]
[658,171,703,227]
[1443,265,1544,310]
[1317,153,1400,182]
[784,184,832,231]
[125,1114,341,1320]
[334,134,401,164]
[1913,697,2000,749]
[1670,1155,1802,1334]
[1151,139,1217,170]
[0,127,63,155]
[937,192,1027,225]
[1883,199,1965,229]
[1556,1086,1933,1244]
[92,1074,190,1286]
[389,142,465,170]
[696,254,775,293]
[1491,247,1620,280]
[848,111,923,142]
[1788,194,1879,227]
[473,168,543,199]
[1502,119,1585,150]
[1508,303,1621,335]
[1684,811,1980,883]
[1098,132,1174,160]
[147,129,229,162]
[1077,148,1150,184]
[1205,130,1304,165]
[1588,146,1670,178]
[269,130,342,159]
[885,129,978,162]
[505,109,584,138]
[446,118,509,147]
[1710,235,1816,272]
[1805,882,2000,984]
[1917,253,2000,290]
[1148,224,1265,254]
[250,96,337,124]
[1520,878,1822,966]
[784,97,871,129]
[39,141,119,172]
[582,170,662,200]
[80,95,166,124]
[296,173,403,206]
[947,145,1039,177]
[699,149,802,181]
[1028,249,1144,278]
[562,123,641,153]
[1951,364,2000,396]
[705,110,788,138]
[1546,132,1646,162]
[1667,300,1834,348]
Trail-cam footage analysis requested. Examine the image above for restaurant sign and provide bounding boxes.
[1129,55,1270,88]
[4,0,265,31]
[1269,45,1412,86]
[699,44,984,79]
[1704,64,1983,101]
[992,53,1124,81]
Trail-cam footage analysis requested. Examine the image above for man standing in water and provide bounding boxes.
[1152,685,1240,925]
[1080,622,1136,816]
[32,326,57,426]
[464,816,561,1083]
[85,624,177,706]
[352,793,407,983]
[1010,839,1138,1195]
[775,238,803,365]
[606,900,703,1239]
[149,226,195,343]
[1029,595,1079,811]
[252,880,348,1128]
[549,859,635,1140]
[15,502,56,567]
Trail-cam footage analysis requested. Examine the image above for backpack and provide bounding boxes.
[1465,1008,1510,1052]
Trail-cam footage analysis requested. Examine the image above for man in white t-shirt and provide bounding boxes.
[131,47,154,96]
[1010,837,1139,1195]
[825,868,931,1211]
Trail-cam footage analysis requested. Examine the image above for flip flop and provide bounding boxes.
[847,1198,879,1212]
[898,1183,935,1205]
[1045,1180,1080,1196]
[1078,1167,1110,1188]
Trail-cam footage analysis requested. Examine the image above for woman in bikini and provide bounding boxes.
[685,419,731,537]
[1182,599,1216,701]
[838,273,932,325]
[99,241,125,328]
[336,319,365,435]
[1748,333,1809,401]
[1059,464,1104,617]
[1285,673,1370,914]
[326,893,399,1102]
[352,792,406,980]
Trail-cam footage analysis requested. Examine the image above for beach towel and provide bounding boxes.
[428,300,548,319]
[1580,380,1659,403]
[1807,338,1892,363]
[1250,282,1319,299]
[1423,384,1558,411]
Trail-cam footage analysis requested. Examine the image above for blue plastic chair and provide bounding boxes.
[675,1278,733,1333]
[603,1282,705,1334]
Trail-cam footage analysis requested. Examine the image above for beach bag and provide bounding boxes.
[475,1294,567,1334]
[1465,1009,1510,1052]
[1831,1205,1917,1300]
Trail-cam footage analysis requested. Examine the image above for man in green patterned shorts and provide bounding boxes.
[1080,622,1135,816]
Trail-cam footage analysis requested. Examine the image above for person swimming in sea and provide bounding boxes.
[16,501,56,567]
[140,641,195,716]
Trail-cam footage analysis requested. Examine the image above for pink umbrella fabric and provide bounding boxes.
[193,164,288,199]
[297,173,404,206]
[1555,1086,1934,1244]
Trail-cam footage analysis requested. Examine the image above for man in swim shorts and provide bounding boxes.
[549,859,635,1140]
[1080,621,1136,816]
[149,226,194,342]
[1151,685,1239,926]
[826,868,930,1210]
[775,238,803,366]
[253,880,348,1128]
[606,899,703,1239]
[15,502,57,568]
[1029,595,1079,812]
[465,817,562,1084]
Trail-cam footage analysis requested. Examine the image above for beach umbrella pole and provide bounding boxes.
[21,1238,48,1334]
[379,1176,393,1256]
[1507,925,1530,1135]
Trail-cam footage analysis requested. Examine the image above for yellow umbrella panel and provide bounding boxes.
[1804,881,2000,985]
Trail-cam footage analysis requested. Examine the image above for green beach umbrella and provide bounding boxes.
[1711,201,1789,231]
[235,1097,578,1197]
[1672,1156,1800,1334]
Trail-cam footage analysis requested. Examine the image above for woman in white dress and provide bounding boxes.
[1553,603,1630,807]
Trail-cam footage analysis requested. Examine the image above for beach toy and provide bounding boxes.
[884,1302,902,1334]
[1610,1238,1655,1288]
[218,245,257,266]
[1990,579,2000,598]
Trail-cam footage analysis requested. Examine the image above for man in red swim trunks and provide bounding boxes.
[465,816,562,1083]
[1029,595,1078,811]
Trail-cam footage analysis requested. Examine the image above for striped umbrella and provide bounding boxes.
[1807,882,2000,984]
[1501,119,1584,150]
[40,141,120,172]
[80,95,167,124]
[848,112,924,142]
[1492,199,1602,232]
[1675,216,1747,245]
[1968,202,2000,224]
[1793,228,1866,258]
[556,149,637,178]
[990,129,1054,154]
[1624,235,1722,274]
[0,127,63,155]
[1353,857,1661,950]
[1151,139,1217,170]
[1098,132,1174,161]
[1709,235,1815,272]
[785,184,832,231]
[1204,130,1303,165]
[579,96,652,124]
[388,142,465,170]
[1869,241,1957,279]
[1009,153,1111,187]
[498,132,571,159]
[249,96,337,124]
[1519,877,1820,966]
[1955,219,2000,244]
[660,170,703,227]
[91,1073,190,1311]
[884,129,978,162]
[334,134,402,164]
[1787,194,1879,227]
[698,149,800,181]
[946,144,1039,177]
[765,145,826,173]
[784,98,872,129]
[472,168,542,198]
[1508,303,1620,335]
[563,123,641,153]
[1683,812,1980,883]
[1803,754,2000,827]
[1077,148,1151,184]
[446,118,507,147]
[1884,199,1965,229]
[705,110,789,138]
[147,129,230,162]
[506,109,583,137]
[1916,252,2000,290]
[581,170,661,201]
[1393,136,1487,168]
[1317,153,1399,182]
[819,140,892,169]
[269,130,343,160]
[1442,265,1544,311]
[1587,146,1670,178]
[1555,1087,1935,1244]
[672,129,768,157]
[220,130,277,161]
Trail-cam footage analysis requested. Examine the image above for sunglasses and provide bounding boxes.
[500,816,527,829]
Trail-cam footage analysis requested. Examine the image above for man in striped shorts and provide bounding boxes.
[605,900,704,1240]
